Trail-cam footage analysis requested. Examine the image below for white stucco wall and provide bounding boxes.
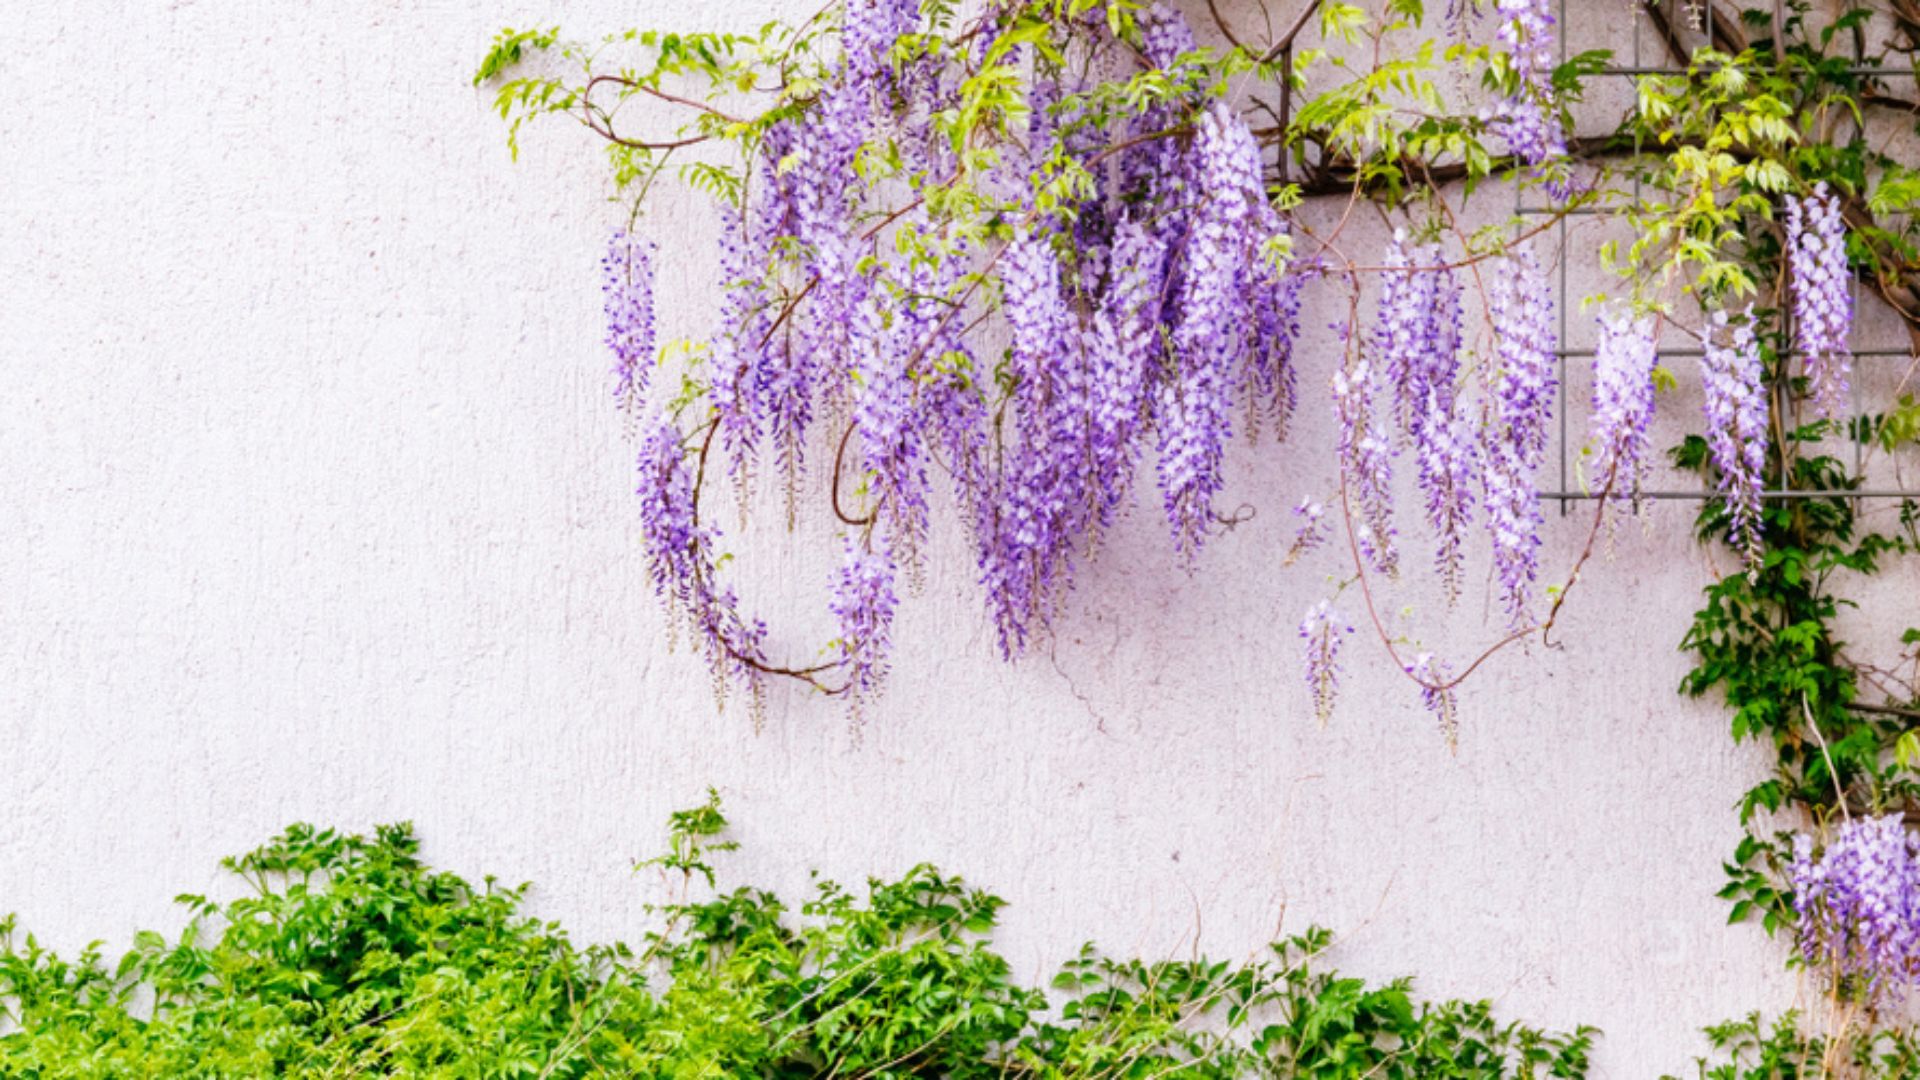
[5,2,1918,1075]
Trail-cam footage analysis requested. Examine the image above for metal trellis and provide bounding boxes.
[1513,0,1920,512]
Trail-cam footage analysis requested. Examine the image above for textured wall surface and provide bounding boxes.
[5,2,1917,1075]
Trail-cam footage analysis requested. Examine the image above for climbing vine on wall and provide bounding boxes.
[479,0,1920,1068]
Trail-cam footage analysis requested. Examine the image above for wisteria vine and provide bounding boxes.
[483,0,1854,738]
[485,0,1920,1059]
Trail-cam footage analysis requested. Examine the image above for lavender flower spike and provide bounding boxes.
[1589,312,1657,499]
[1300,600,1353,724]
[603,229,658,406]
[830,539,901,711]
[1406,651,1459,747]
[1786,182,1854,418]
[1700,309,1770,563]
[1481,250,1554,625]
[1790,814,1920,1003]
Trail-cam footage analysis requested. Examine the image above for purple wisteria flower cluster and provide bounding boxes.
[611,2,1308,713]
[830,540,900,716]
[1589,312,1657,498]
[603,229,658,407]
[1791,815,1920,1002]
[1484,250,1555,625]
[590,0,1779,734]
[1373,232,1473,596]
[635,422,770,719]
[1484,0,1571,196]
[1300,600,1353,725]
[1700,310,1770,563]
[1786,182,1854,418]
[1307,245,1562,724]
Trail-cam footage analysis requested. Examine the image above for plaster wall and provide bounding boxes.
[4,2,1917,1075]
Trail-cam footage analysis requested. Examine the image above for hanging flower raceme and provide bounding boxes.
[1417,400,1478,601]
[636,423,704,606]
[854,251,950,558]
[748,125,817,497]
[1488,251,1558,465]
[1786,182,1854,418]
[1588,312,1657,498]
[603,230,658,406]
[1699,310,1770,564]
[710,211,772,489]
[1406,652,1458,747]
[1300,600,1353,724]
[1481,436,1544,628]
[635,422,770,711]
[1086,221,1163,531]
[981,229,1083,657]
[830,540,900,710]
[1137,0,1198,67]
[1248,260,1306,440]
[1334,346,1399,577]
[1791,815,1920,1003]
[1159,100,1264,559]
[1482,251,1555,625]
[1376,233,1430,428]
[1376,240,1473,595]
[1485,0,1570,195]
[1286,498,1330,564]
[841,0,919,90]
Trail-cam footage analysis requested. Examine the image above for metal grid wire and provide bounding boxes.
[1514,0,1920,509]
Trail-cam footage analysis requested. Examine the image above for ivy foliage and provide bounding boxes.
[0,796,1595,1078]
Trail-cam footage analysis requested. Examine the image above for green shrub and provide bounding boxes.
[1664,1012,1920,1080]
[0,795,1594,1077]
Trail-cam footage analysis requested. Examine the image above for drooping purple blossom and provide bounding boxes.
[1481,436,1545,628]
[1786,183,1853,418]
[1137,1,1198,67]
[1482,250,1555,624]
[1485,0,1571,196]
[1286,497,1330,565]
[747,122,819,503]
[603,229,658,405]
[792,79,874,405]
[1488,251,1558,466]
[710,209,772,490]
[1791,815,1920,1003]
[1700,309,1770,563]
[1334,347,1399,577]
[1589,312,1657,498]
[1406,651,1459,746]
[1375,235,1419,415]
[1495,0,1555,80]
[852,281,931,555]
[1375,237,1472,592]
[1375,234,1457,432]
[841,0,920,90]
[981,229,1081,655]
[635,421,770,713]
[1418,399,1478,600]
[1159,101,1263,558]
[1247,261,1306,441]
[1300,600,1354,724]
[830,539,901,710]
[636,422,702,604]
[1086,221,1163,529]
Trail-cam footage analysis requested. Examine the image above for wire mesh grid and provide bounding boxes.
[1513,0,1920,510]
